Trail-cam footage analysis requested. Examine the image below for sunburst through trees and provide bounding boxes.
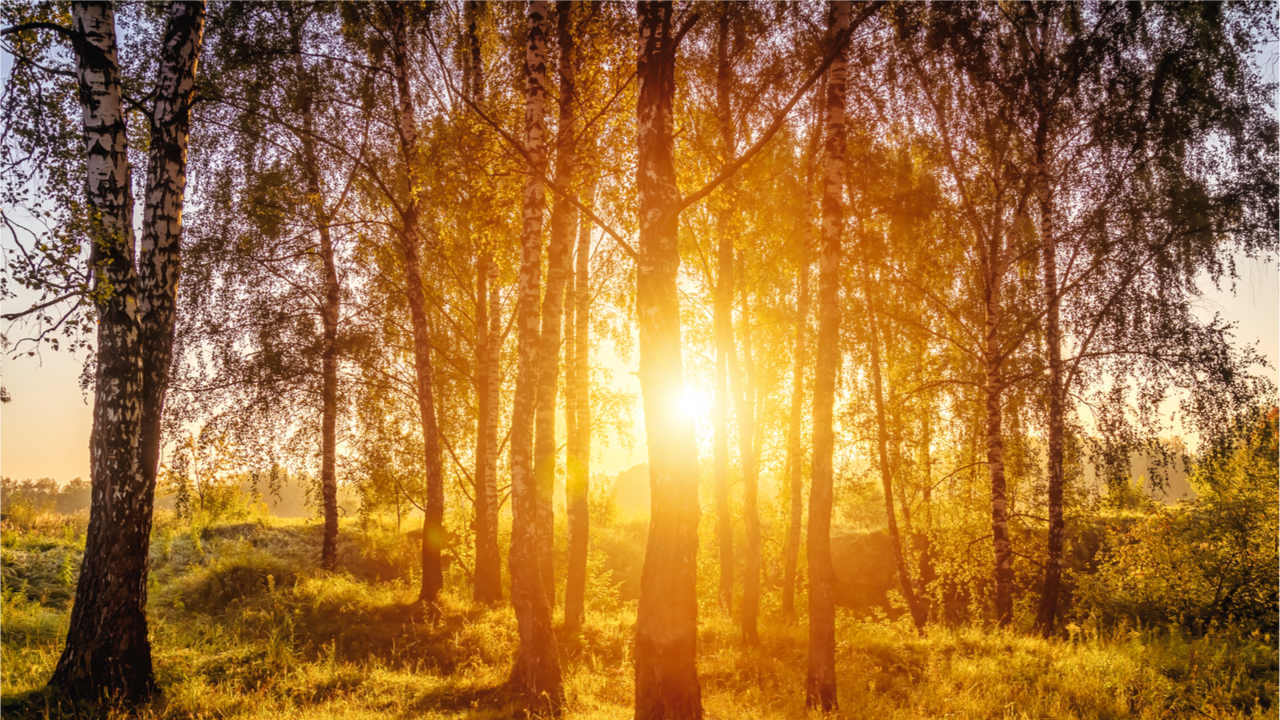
[1,1,1275,717]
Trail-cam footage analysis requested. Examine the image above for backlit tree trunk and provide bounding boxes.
[52,1,153,702]
[734,249,760,645]
[1033,115,1066,637]
[807,0,848,710]
[388,4,445,604]
[711,7,735,617]
[466,0,503,606]
[508,0,563,707]
[634,3,703,717]
[783,84,823,621]
[533,0,578,608]
[863,277,926,631]
[983,238,1013,626]
[564,175,595,631]
[287,8,340,572]
[917,403,937,618]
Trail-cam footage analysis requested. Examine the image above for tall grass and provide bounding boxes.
[2,511,1275,719]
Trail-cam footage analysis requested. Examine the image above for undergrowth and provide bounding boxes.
[2,511,1275,719]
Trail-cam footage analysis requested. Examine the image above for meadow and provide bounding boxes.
[2,505,1275,720]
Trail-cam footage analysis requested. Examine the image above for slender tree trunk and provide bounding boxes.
[735,250,760,646]
[565,177,595,631]
[863,277,926,632]
[1034,121,1066,637]
[473,253,504,603]
[917,407,937,619]
[466,0,503,606]
[984,248,1013,627]
[51,2,152,702]
[533,0,578,609]
[388,4,445,605]
[484,254,502,581]
[508,1,563,707]
[807,0,849,710]
[783,85,823,621]
[635,3,703,718]
[711,8,736,618]
[288,10,340,572]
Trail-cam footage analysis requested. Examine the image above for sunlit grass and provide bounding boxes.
[2,512,1275,719]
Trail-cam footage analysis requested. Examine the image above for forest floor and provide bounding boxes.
[1,512,1276,719]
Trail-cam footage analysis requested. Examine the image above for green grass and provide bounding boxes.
[2,512,1276,719]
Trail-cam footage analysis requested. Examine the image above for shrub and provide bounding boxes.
[1078,409,1279,634]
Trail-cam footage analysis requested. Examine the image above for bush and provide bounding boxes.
[1078,409,1279,634]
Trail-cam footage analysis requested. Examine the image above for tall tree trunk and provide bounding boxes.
[735,249,760,646]
[564,175,595,631]
[533,0,578,609]
[984,247,1013,627]
[388,4,445,605]
[807,0,849,710]
[508,1,563,707]
[1034,118,1066,637]
[51,1,159,702]
[466,0,503,606]
[711,7,736,618]
[635,3,703,718]
[863,275,926,632]
[783,84,824,621]
[288,8,340,572]
[917,406,937,619]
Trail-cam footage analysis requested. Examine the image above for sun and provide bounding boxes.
[675,386,708,420]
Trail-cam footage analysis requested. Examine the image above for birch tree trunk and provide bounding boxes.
[465,0,503,606]
[564,174,595,631]
[783,85,823,621]
[917,406,937,618]
[863,276,926,631]
[52,1,151,701]
[138,0,205,564]
[287,8,340,571]
[807,0,849,710]
[532,0,578,608]
[388,4,445,605]
[1033,117,1066,637]
[735,248,760,645]
[635,3,703,717]
[508,0,563,707]
[711,8,736,617]
[984,240,1013,626]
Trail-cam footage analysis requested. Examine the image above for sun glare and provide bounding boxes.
[676,387,708,420]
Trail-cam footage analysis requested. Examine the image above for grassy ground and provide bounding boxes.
[2,512,1276,719]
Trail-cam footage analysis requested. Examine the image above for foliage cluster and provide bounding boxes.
[1079,410,1280,636]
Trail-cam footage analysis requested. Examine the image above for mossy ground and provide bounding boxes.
[2,512,1275,719]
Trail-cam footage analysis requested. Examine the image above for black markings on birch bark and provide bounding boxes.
[387,3,445,605]
[807,0,848,710]
[53,0,204,702]
[463,0,503,607]
[507,1,563,708]
[984,238,1013,627]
